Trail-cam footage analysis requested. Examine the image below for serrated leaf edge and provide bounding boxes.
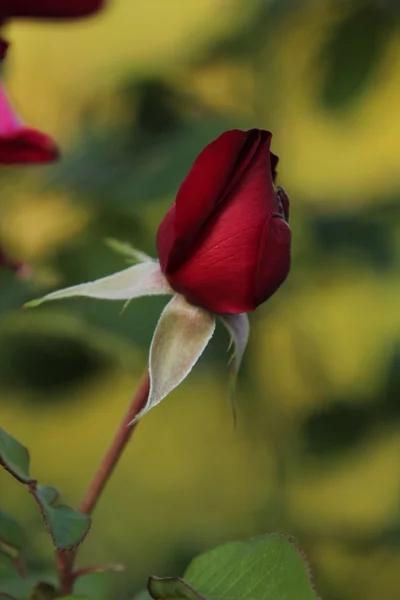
[28,484,91,551]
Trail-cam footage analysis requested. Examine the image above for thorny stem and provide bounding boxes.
[56,371,151,595]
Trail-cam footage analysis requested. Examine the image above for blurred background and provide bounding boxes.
[0,0,400,599]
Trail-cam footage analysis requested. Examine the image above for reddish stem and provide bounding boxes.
[56,371,150,595]
[72,563,124,582]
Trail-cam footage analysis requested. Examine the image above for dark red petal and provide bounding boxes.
[0,128,59,164]
[163,133,281,313]
[174,130,250,231]
[156,204,176,273]
[0,0,104,19]
[255,215,291,306]
[160,129,273,273]
[164,204,264,314]
[0,80,59,164]
[270,151,279,182]
[157,129,248,272]
[277,186,290,222]
[0,37,8,60]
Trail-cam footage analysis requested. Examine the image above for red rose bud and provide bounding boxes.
[0,0,105,19]
[0,81,59,164]
[157,129,291,314]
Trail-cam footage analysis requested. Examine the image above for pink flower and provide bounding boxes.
[0,80,59,164]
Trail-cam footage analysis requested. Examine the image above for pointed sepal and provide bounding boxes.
[104,238,154,264]
[130,294,216,424]
[25,261,173,308]
[220,313,250,420]
[220,313,250,374]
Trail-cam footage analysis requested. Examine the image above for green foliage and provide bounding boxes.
[317,5,394,112]
[381,342,400,422]
[148,579,205,600]
[35,486,60,506]
[33,488,91,551]
[0,272,31,315]
[29,583,57,600]
[0,328,112,395]
[0,509,24,551]
[132,592,152,600]
[148,535,318,600]
[0,428,91,552]
[50,79,236,211]
[0,551,27,600]
[310,209,396,271]
[0,428,34,484]
[0,551,20,581]
[302,401,374,458]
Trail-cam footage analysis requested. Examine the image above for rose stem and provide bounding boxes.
[57,371,150,595]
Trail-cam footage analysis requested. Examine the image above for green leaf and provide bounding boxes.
[132,591,152,600]
[183,534,319,600]
[0,552,20,581]
[0,428,34,483]
[0,552,28,599]
[41,503,91,551]
[25,262,172,308]
[0,510,24,551]
[148,578,206,600]
[36,486,59,506]
[73,570,111,599]
[131,294,216,424]
[30,583,57,600]
[34,488,91,551]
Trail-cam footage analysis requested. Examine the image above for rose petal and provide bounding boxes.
[0,80,58,164]
[163,135,281,313]
[255,215,291,306]
[0,0,105,19]
[0,128,59,164]
[158,130,268,272]
[155,204,177,273]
